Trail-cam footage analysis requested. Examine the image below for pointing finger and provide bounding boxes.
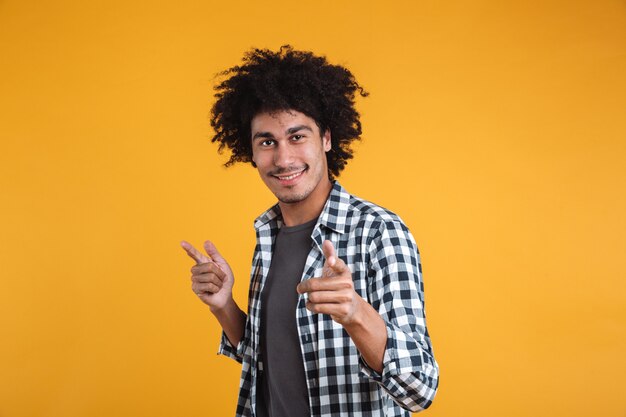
[181,240,210,265]
[322,240,348,274]
[322,240,337,268]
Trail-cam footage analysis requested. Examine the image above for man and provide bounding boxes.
[181,46,439,417]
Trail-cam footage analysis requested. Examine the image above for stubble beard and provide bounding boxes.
[272,165,321,204]
[275,180,315,204]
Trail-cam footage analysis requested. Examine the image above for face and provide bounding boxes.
[250,109,331,205]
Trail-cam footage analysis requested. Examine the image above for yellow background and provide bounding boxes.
[1,0,625,416]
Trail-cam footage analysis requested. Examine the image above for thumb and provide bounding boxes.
[204,240,226,264]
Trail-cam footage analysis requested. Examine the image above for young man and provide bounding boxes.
[181,46,439,417]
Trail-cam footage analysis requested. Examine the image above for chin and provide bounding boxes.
[276,192,310,204]
[274,186,313,204]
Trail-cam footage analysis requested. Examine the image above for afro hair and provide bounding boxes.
[210,45,368,178]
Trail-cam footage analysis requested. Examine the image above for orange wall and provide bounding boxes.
[1,1,625,416]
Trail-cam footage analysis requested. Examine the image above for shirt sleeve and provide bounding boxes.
[217,331,244,363]
[358,219,440,412]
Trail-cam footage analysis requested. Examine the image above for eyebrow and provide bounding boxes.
[286,125,313,135]
[252,124,314,141]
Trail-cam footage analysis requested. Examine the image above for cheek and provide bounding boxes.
[252,151,269,168]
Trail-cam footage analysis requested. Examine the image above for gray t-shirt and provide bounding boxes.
[257,218,317,417]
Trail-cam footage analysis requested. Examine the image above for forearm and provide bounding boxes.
[343,296,387,374]
[350,299,439,411]
[211,298,246,347]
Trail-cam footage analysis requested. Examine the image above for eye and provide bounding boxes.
[260,139,275,147]
[291,134,304,141]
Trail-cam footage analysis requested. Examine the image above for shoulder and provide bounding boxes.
[322,182,416,245]
[342,192,421,273]
[344,190,410,234]
[344,193,418,259]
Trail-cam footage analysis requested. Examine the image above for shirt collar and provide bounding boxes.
[253,181,351,234]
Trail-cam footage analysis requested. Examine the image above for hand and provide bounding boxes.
[181,240,234,311]
[296,240,363,326]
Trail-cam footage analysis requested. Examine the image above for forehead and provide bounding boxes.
[250,109,318,133]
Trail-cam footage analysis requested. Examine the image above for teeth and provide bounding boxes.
[277,170,303,180]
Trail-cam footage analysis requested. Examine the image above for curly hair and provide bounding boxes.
[210,45,368,178]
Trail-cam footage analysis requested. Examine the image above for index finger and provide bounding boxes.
[180,240,210,265]
[322,240,337,267]
[322,240,348,274]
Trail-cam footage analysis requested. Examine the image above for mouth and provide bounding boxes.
[272,167,307,185]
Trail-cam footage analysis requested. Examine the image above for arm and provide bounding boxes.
[297,224,439,412]
[212,298,246,348]
[340,296,387,373]
[360,220,439,412]
[297,240,387,372]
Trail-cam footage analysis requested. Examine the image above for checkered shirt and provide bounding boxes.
[218,182,439,416]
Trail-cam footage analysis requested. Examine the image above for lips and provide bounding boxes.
[272,168,307,184]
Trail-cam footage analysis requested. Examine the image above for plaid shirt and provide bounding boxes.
[218,182,439,416]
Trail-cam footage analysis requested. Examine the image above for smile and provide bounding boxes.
[273,168,306,182]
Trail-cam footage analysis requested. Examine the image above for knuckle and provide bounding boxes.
[209,264,224,277]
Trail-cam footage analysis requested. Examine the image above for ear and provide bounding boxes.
[322,129,332,152]
[250,145,257,167]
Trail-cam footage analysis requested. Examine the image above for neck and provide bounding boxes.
[279,179,333,227]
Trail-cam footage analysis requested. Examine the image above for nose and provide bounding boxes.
[273,142,295,168]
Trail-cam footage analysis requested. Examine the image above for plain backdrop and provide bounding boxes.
[1,0,625,416]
